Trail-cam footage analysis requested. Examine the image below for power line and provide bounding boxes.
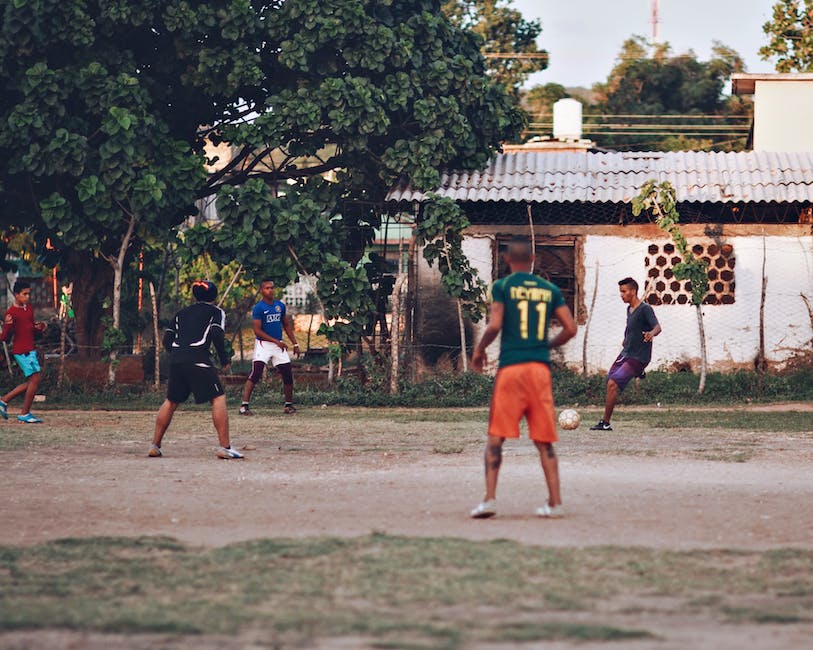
[483,52,548,59]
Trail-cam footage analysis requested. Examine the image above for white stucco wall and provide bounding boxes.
[753,81,813,152]
[462,233,813,373]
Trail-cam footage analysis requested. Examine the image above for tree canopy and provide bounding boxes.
[0,0,524,355]
[594,38,745,115]
[760,0,813,72]
[524,37,751,152]
[442,0,547,97]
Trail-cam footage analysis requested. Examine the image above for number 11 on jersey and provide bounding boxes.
[516,300,547,341]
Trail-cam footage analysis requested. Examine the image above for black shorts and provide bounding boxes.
[166,363,225,404]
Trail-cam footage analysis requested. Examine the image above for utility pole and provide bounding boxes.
[651,0,660,43]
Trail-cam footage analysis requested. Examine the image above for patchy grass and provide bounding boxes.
[0,536,811,647]
[488,621,654,642]
[23,366,813,409]
[0,407,809,460]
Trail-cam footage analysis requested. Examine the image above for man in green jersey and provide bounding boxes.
[470,239,577,519]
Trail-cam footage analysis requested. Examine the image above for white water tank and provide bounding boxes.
[553,98,582,141]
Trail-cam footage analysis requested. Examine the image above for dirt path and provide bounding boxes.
[2,409,811,550]
[1,408,812,650]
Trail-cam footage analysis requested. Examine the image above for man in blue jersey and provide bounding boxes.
[149,281,243,459]
[240,278,300,415]
[589,277,661,431]
[470,239,577,519]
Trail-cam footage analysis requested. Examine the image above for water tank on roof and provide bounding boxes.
[553,98,582,141]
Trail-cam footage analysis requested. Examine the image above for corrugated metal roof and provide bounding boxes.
[386,151,813,204]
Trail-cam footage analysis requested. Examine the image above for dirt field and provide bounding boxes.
[1,404,812,649]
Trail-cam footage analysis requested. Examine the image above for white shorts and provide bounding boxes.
[252,339,291,367]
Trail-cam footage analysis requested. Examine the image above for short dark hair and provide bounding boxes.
[191,280,217,302]
[260,278,275,286]
[506,238,533,264]
[618,277,638,291]
[12,280,31,294]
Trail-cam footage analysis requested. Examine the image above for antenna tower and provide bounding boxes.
[650,0,660,42]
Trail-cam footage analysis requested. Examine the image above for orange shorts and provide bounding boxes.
[488,362,558,443]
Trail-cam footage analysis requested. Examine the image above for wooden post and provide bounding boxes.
[390,274,407,393]
[582,264,599,375]
[217,264,243,309]
[757,237,768,391]
[150,282,160,391]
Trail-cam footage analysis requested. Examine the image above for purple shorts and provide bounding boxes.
[607,356,646,392]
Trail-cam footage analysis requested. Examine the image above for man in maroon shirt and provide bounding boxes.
[0,281,47,423]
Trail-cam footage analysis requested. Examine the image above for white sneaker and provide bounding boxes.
[536,504,565,518]
[470,499,497,519]
[217,446,245,459]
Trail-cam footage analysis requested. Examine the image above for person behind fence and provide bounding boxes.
[470,239,578,519]
[149,280,244,459]
[239,278,300,416]
[0,280,47,423]
[589,277,662,432]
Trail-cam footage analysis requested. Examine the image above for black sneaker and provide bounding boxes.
[238,405,253,416]
[589,420,612,431]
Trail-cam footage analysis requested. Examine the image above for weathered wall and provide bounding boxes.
[753,80,813,152]
[413,237,493,370]
[421,224,813,373]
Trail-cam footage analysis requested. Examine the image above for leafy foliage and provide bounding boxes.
[525,37,750,151]
[524,82,569,120]
[632,180,709,305]
[0,0,524,358]
[442,0,547,97]
[760,0,813,72]
[415,195,488,322]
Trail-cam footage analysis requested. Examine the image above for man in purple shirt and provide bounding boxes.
[590,277,661,431]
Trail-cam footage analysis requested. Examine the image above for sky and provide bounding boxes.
[513,0,778,89]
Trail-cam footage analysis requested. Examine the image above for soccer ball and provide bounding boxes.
[558,409,580,430]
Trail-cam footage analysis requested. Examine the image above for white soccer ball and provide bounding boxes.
[558,408,581,430]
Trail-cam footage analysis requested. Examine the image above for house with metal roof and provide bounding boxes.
[386,148,813,374]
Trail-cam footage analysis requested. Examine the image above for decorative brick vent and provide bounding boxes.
[644,242,735,306]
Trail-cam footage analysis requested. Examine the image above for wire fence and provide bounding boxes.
[7,197,812,384]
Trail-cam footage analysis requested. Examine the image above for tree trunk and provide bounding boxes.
[757,238,768,391]
[455,298,468,372]
[58,310,67,388]
[108,214,137,385]
[441,235,468,372]
[390,274,407,394]
[696,304,707,395]
[582,264,599,375]
[63,250,110,358]
[150,282,160,391]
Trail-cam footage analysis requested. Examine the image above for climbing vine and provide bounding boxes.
[632,179,709,393]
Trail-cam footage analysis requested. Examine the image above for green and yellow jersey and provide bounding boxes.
[492,272,566,368]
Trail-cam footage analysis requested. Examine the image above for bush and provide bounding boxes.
[28,362,813,409]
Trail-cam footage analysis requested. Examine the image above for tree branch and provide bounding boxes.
[199,156,345,198]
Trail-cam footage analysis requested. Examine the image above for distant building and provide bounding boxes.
[732,73,813,152]
[388,150,813,373]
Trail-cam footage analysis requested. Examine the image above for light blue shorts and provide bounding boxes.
[14,351,41,377]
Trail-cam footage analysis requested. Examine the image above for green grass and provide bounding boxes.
[0,405,809,457]
[489,621,654,642]
[22,365,813,409]
[636,410,813,432]
[1,536,811,647]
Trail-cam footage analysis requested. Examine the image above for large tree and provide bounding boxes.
[760,0,813,72]
[442,0,547,98]
[523,82,569,121]
[0,0,524,357]
[588,37,749,151]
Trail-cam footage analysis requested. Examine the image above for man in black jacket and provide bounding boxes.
[149,281,244,459]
